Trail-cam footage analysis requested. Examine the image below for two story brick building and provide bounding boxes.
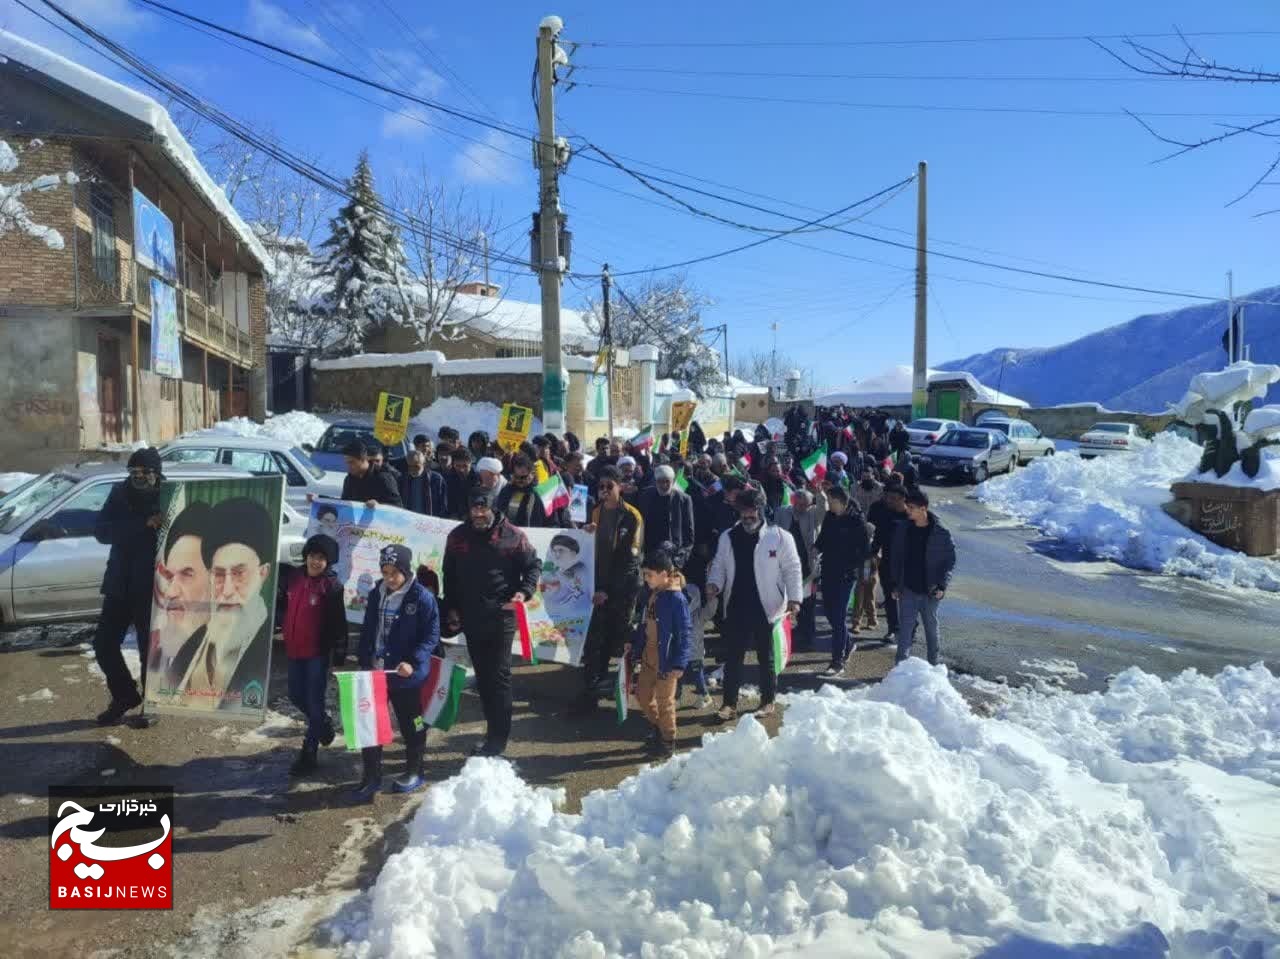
[0,30,269,471]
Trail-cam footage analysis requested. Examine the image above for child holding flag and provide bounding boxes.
[350,544,440,801]
[625,545,693,758]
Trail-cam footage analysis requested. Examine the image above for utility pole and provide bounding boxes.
[481,231,490,287]
[536,15,566,431]
[911,161,928,421]
[602,264,615,442]
[1226,270,1235,365]
[770,320,779,395]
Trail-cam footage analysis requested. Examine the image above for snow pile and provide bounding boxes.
[409,396,543,443]
[1189,456,1280,492]
[201,411,330,448]
[977,433,1280,591]
[0,471,35,493]
[343,661,1280,958]
[1171,362,1280,423]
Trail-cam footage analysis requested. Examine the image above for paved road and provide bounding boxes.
[924,484,1280,690]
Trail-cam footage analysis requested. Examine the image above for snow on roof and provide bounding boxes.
[312,350,446,372]
[726,374,769,396]
[817,365,1028,409]
[439,289,596,348]
[0,29,270,274]
[311,351,568,378]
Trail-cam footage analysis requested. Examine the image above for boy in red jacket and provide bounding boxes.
[280,533,348,776]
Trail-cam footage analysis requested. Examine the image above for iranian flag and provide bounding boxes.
[629,425,654,451]
[535,472,570,516]
[336,671,393,751]
[740,450,753,473]
[802,443,828,482]
[511,600,538,663]
[419,656,467,731]
[674,469,689,492]
[615,648,632,724]
[772,616,793,676]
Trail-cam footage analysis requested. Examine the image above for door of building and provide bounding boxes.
[97,334,123,444]
[936,391,961,421]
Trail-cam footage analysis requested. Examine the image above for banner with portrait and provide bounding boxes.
[144,476,284,719]
[306,500,595,665]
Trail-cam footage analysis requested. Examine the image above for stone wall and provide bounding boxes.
[971,403,1175,440]
[438,372,542,413]
[310,363,439,413]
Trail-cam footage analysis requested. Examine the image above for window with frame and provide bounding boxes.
[45,483,114,538]
[89,186,117,287]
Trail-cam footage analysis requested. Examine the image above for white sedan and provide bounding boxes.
[159,435,341,513]
[1078,422,1148,458]
[0,463,307,626]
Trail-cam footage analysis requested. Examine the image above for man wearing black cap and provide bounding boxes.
[341,440,402,508]
[92,447,165,725]
[441,488,541,757]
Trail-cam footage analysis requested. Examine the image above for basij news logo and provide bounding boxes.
[48,786,174,910]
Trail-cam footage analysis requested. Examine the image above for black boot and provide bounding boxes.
[320,716,336,747]
[96,688,143,726]
[289,744,318,777]
[350,750,382,803]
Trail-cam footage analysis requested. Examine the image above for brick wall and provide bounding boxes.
[0,137,76,306]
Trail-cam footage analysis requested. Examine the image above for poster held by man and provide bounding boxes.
[145,476,284,719]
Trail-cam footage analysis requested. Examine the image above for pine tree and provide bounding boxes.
[316,151,412,353]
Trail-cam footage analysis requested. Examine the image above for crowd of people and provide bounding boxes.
[88,404,956,800]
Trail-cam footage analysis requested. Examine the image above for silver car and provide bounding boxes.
[0,463,307,626]
[980,418,1056,465]
[905,418,965,452]
[916,428,1017,484]
[159,435,342,513]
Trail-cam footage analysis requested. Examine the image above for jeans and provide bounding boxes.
[896,589,942,665]
[821,575,856,669]
[93,592,152,704]
[881,569,900,636]
[722,618,776,709]
[793,594,817,650]
[676,660,708,697]
[465,619,513,749]
[287,656,330,750]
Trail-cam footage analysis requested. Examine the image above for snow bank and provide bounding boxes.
[409,396,543,443]
[0,471,35,493]
[312,350,446,372]
[344,661,1279,958]
[200,411,330,448]
[1187,457,1280,492]
[977,433,1280,591]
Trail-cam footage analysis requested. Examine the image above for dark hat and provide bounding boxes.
[379,543,413,578]
[200,497,274,568]
[467,487,492,509]
[549,533,580,554]
[127,446,163,474]
[303,533,339,567]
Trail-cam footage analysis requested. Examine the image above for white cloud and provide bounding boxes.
[381,106,433,139]
[245,0,327,53]
[453,130,522,185]
[374,49,446,140]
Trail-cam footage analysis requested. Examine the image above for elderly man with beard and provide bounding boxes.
[442,489,541,757]
[178,497,275,711]
[92,447,166,726]
[146,502,214,695]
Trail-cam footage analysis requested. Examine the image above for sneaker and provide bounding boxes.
[841,659,860,677]
[714,706,736,723]
[128,713,159,729]
[392,773,425,794]
[882,630,897,642]
[95,690,142,726]
[349,779,381,803]
[757,703,777,718]
[696,695,714,710]
[646,739,675,758]
[320,717,336,747]
[469,740,506,758]
[819,666,841,679]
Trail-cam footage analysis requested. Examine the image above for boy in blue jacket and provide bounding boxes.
[626,544,693,758]
[353,544,439,801]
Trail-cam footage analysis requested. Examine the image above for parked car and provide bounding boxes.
[1078,422,1148,459]
[916,428,1017,484]
[0,463,307,626]
[308,421,412,473]
[905,418,965,452]
[978,417,1056,465]
[158,435,341,512]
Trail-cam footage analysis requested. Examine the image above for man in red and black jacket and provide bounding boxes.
[441,489,541,757]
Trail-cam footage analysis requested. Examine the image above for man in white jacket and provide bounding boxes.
[706,488,803,721]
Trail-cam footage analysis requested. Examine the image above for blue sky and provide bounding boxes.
[6,0,1280,391]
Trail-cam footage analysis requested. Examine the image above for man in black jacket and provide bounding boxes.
[398,450,450,518]
[889,488,957,667]
[868,483,907,641]
[814,485,870,677]
[92,447,165,725]
[442,489,541,757]
[569,466,644,716]
[889,421,911,457]
[340,441,402,507]
[494,453,571,528]
[445,446,478,519]
[636,465,694,569]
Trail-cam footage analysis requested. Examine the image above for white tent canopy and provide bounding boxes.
[817,365,1028,409]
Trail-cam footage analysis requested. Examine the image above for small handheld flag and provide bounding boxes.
[674,469,689,493]
[420,656,467,731]
[802,443,828,483]
[772,617,793,676]
[535,472,570,517]
[336,671,393,751]
[629,425,654,451]
[615,648,632,724]
[511,600,538,663]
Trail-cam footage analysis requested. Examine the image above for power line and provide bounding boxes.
[569,29,1280,49]
[571,81,1277,120]
[573,65,1182,84]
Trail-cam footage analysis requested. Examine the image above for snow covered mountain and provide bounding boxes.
[938,285,1280,412]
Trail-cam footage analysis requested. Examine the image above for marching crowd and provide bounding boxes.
[88,405,956,801]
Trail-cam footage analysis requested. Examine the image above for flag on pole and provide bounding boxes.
[535,471,570,516]
[802,443,828,483]
[419,656,467,731]
[336,671,393,751]
[629,424,654,451]
[511,600,538,663]
[615,648,632,724]
[772,617,793,676]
